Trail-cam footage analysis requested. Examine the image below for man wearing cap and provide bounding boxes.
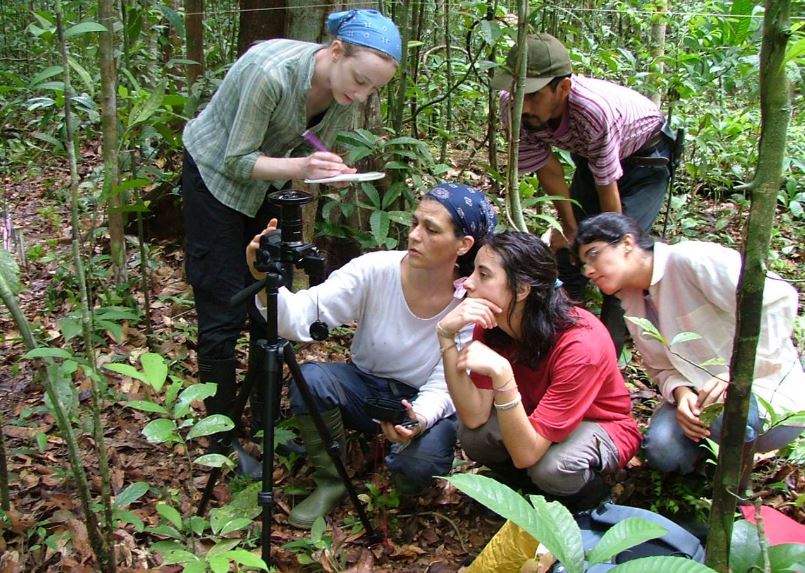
[492,32,674,358]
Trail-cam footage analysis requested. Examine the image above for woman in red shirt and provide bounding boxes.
[437,231,640,509]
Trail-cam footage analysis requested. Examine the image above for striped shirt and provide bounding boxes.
[501,76,663,186]
[183,39,360,217]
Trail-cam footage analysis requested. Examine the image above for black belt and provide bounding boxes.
[633,130,667,156]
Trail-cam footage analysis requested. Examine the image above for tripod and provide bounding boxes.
[196,190,380,568]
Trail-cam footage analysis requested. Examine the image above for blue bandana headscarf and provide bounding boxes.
[326,9,402,63]
[424,183,497,243]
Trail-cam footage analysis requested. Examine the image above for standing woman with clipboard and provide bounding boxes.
[181,10,401,469]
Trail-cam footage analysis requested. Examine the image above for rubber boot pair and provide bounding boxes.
[288,408,348,529]
[198,357,261,479]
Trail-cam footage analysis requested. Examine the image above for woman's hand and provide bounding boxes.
[438,298,502,339]
[379,400,425,443]
[456,340,511,380]
[673,387,709,442]
[246,219,278,280]
[697,377,728,410]
[301,151,356,181]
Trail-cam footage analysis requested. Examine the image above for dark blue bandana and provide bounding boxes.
[425,183,497,243]
[326,9,402,63]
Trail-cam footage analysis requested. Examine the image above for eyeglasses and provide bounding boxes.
[580,239,622,271]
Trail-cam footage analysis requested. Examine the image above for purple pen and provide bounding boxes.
[303,129,330,153]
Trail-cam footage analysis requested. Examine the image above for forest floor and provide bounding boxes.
[1,149,803,572]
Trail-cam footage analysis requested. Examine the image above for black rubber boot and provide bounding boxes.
[737,438,757,502]
[198,357,262,480]
[287,409,348,529]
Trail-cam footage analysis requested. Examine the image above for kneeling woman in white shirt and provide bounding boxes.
[247,183,496,528]
[573,212,804,476]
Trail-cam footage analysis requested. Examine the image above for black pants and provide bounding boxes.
[181,149,279,361]
[558,137,673,357]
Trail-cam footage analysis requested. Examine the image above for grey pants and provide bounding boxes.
[458,410,621,496]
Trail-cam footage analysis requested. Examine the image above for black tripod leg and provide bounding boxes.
[257,339,281,566]
[283,344,382,545]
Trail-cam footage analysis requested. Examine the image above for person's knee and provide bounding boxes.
[290,362,337,414]
[458,423,505,465]
[527,458,585,496]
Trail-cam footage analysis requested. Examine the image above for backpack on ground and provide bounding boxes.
[550,502,706,572]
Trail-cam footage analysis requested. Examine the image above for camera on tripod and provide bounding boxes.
[253,189,329,341]
[254,189,326,288]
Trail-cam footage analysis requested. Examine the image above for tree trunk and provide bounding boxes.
[184,0,204,86]
[648,0,667,106]
[391,0,411,134]
[485,0,499,195]
[238,0,286,56]
[99,0,126,284]
[705,1,792,570]
[55,9,116,570]
[505,0,528,231]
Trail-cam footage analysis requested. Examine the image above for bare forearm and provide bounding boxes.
[596,182,622,213]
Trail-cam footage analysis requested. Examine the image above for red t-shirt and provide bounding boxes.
[469,308,641,467]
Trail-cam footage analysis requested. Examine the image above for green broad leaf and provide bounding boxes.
[786,38,805,64]
[479,19,501,45]
[139,352,168,391]
[625,316,667,345]
[187,414,234,440]
[128,82,165,128]
[95,306,140,321]
[380,185,402,210]
[142,418,179,444]
[369,210,390,247]
[126,400,169,415]
[145,524,183,539]
[219,517,253,535]
[178,382,218,406]
[24,347,73,360]
[113,481,150,508]
[30,66,63,88]
[728,0,752,44]
[670,332,703,345]
[160,548,200,565]
[385,160,411,170]
[164,378,183,410]
[104,363,150,384]
[224,548,268,570]
[113,508,144,532]
[208,555,229,573]
[189,515,207,536]
[96,319,123,342]
[529,495,586,573]
[64,21,108,39]
[386,136,425,147]
[32,132,65,152]
[446,474,586,572]
[67,56,94,98]
[730,520,760,573]
[609,556,716,572]
[151,540,185,555]
[360,182,381,208]
[193,453,235,468]
[182,562,207,573]
[699,403,725,428]
[207,539,241,558]
[587,517,667,566]
[35,432,48,452]
[0,248,23,296]
[156,502,183,530]
[764,543,805,571]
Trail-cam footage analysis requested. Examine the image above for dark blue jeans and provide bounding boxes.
[557,138,672,357]
[290,362,458,491]
[181,149,278,361]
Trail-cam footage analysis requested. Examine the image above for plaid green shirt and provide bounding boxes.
[183,39,360,217]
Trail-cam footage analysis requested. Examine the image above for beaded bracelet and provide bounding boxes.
[493,393,522,411]
[493,376,516,393]
[436,323,457,339]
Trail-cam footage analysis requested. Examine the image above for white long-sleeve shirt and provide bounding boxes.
[257,250,465,428]
[618,241,805,419]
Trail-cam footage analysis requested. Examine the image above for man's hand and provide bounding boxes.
[697,377,728,410]
[246,218,278,280]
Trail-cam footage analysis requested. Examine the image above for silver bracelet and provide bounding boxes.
[493,393,522,411]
